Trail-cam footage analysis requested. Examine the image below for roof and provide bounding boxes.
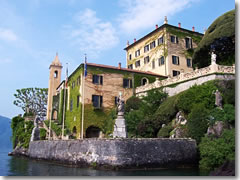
[86,63,167,77]
[124,24,204,51]
[58,62,166,90]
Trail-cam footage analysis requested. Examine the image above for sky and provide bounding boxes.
[0,0,235,119]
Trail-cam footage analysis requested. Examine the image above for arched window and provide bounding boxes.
[141,77,149,86]
[54,70,58,78]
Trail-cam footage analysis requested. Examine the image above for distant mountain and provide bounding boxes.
[0,115,12,150]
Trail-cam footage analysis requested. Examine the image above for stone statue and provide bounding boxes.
[211,51,217,65]
[117,93,125,116]
[113,92,127,138]
[30,116,40,141]
[213,89,222,109]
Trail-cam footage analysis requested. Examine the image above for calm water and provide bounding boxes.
[0,148,209,176]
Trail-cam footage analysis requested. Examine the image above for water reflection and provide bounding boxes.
[6,155,209,176]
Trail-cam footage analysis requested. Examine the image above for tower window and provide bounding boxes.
[54,71,58,78]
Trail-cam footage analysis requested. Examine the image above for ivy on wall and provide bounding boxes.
[166,27,203,44]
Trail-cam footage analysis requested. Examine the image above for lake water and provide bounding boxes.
[0,148,209,176]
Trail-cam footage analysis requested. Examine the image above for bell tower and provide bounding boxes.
[46,53,62,120]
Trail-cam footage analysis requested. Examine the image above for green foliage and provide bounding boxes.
[157,124,173,138]
[176,81,217,114]
[125,89,167,138]
[125,110,144,137]
[133,74,161,88]
[215,80,235,106]
[187,104,209,143]
[193,10,235,68]
[11,116,34,149]
[40,128,47,140]
[44,120,62,136]
[125,96,142,113]
[141,89,168,115]
[102,109,116,136]
[154,95,179,127]
[199,128,235,171]
[13,88,48,118]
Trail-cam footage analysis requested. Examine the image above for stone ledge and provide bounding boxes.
[28,138,197,169]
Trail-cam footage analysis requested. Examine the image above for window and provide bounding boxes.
[158,56,164,66]
[123,78,133,88]
[54,71,58,78]
[158,36,164,45]
[77,76,81,86]
[144,56,150,64]
[128,64,133,69]
[141,78,148,86]
[170,35,178,44]
[135,49,140,57]
[72,81,75,89]
[187,58,192,67]
[135,60,141,68]
[152,60,155,69]
[92,95,103,108]
[129,54,132,60]
[70,99,73,112]
[185,37,192,49]
[150,41,156,49]
[77,95,80,108]
[144,45,149,53]
[172,56,180,65]
[92,75,103,85]
[173,70,180,77]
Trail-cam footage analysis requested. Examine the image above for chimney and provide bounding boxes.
[155,24,158,29]
[126,40,129,46]
[134,38,136,43]
[178,23,181,28]
[192,26,195,32]
[118,62,121,69]
[164,16,168,24]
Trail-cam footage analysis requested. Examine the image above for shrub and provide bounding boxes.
[137,118,156,138]
[157,125,173,138]
[125,110,144,137]
[154,95,179,127]
[187,103,209,143]
[176,81,217,114]
[141,89,168,116]
[193,10,235,68]
[199,128,235,171]
[40,128,47,140]
[125,96,142,113]
[102,109,116,136]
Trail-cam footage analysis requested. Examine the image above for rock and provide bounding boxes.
[207,121,225,137]
[8,146,29,157]
[209,160,235,176]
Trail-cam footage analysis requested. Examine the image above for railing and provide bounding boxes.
[136,63,235,94]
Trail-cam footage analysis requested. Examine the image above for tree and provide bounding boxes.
[13,88,48,118]
[193,10,235,68]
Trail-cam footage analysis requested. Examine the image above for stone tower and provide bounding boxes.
[46,53,62,120]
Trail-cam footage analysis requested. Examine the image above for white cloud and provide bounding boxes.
[118,0,196,33]
[0,28,18,41]
[63,9,119,59]
[0,57,12,64]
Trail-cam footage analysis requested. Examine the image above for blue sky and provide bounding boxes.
[0,0,235,118]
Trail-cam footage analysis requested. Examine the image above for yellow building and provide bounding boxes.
[124,18,203,77]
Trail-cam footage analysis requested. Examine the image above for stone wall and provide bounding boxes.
[28,138,197,169]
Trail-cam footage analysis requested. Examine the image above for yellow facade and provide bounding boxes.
[125,24,203,77]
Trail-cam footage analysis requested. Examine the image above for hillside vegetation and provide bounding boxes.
[125,79,235,172]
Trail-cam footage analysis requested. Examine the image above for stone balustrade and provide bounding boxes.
[136,64,235,94]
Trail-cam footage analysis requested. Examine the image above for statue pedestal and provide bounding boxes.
[113,115,127,138]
